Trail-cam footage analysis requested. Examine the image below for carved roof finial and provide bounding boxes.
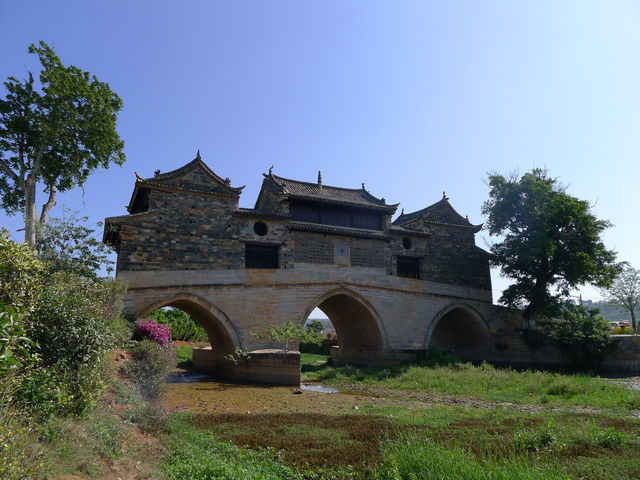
[401,208,404,215]
[225,177,231,185]
[269,165,274,175]
[362,182,365,190]
[381,197,386,204]
[135,171,143,182]
[154,169,160,177]
[442,191,449,200]
[465,215,469,221]
[318,170,322,186]
[196,149,201,160]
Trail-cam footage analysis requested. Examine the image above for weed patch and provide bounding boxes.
[189,412,397,469]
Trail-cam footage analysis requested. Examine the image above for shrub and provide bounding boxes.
[415,345,459,367]
[147,308,208,342]
[19,272,127,416]
[121,340,176,401]
[549,303,615,367]
[134,318,173,347]
[0,304,34,374]
[0,227,44,313]
[15,360,108,418]
[0,381,46,480]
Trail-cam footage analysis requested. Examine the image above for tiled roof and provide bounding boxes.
[145,154,244,194]
[393,197,481,231]
[288,221,390,240]
[266,173,398,213]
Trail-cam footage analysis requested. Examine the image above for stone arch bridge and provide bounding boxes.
[121,265,505,384]
[105,155,524,384]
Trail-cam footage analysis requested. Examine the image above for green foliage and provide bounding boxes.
[147,307,208,342]
[36,210,115,278]
[252,321,324,352]
[162,415,303,480]
[514,421,558,452]
[378,434,569,480]
[14,360,107,418]
[0,41,126,244]
[0,389,46,480]
[482,169,619,325]
[0,227,44,312]
[306,361,640,411]
[121,339,176,401]
[28,272,124,369]
[0,303,33,373]
[15,272,127,416]
[549,303,615,366]
[415,345,459,367]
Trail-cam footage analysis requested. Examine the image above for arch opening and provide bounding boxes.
[300,289,386,367]
[137,295,239,362]
[428,306,490,360]
[316,293,383,353]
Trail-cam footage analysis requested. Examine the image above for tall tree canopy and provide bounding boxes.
[603,265,640,332]
[482,168,619,328]
[0,41,125,245]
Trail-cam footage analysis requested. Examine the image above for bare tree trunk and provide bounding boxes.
[24,173,37,246]
[39,185,57,226]
[632,309,637,334]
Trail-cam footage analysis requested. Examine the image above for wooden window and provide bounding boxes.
[320,208,351,227]
[397,256,420,279]
[352,212,381,230]
[245,244,279,269]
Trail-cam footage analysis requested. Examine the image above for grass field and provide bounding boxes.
[36,349,640,479]
[304,356,640,412]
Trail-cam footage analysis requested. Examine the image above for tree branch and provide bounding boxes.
[32,142,46,179]
[0,158,22,186]
[39,184,57,225]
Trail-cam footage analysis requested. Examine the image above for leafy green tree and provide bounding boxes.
[0,227,44,312]
[549,303,614,366]
[482,169,619,328]
[305,319,325,336]
[0,41,125,246]
[602,265,640,333]
[252,321,324,352]
[36,210,114,279]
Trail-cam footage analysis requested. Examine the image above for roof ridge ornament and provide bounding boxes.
[135,171,143,182]
[442,191,449,201]
[196,149,201,160]
[269,165,273,175]
[318,170,322,188]
[362,182,365,190]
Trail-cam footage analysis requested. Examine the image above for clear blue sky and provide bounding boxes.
[1,1,639,303]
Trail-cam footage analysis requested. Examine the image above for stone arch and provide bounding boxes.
[299,287,387,354]
[137,292,241,356]
[425,303,491,360]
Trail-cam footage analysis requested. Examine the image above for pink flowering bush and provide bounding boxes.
[133,318,172,348]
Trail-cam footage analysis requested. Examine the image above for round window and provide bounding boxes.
[254,221,268,236]
[402,237,412,250]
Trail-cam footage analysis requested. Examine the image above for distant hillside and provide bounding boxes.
[305,317,334,329]
[582,300,630,323]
